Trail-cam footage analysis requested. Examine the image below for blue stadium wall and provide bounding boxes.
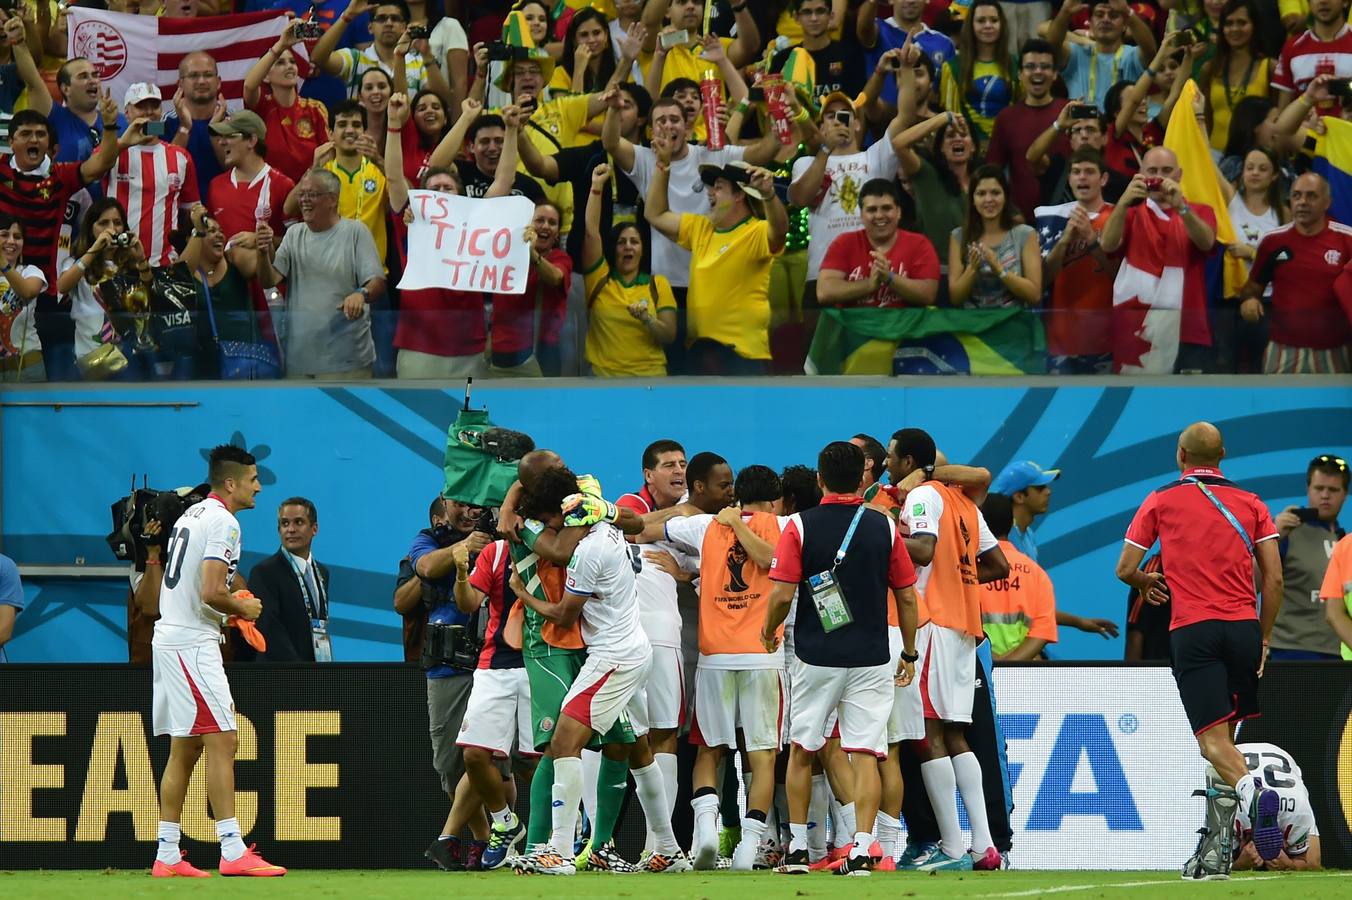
[4,380,1349,663]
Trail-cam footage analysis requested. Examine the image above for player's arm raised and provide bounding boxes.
[200,559,260,620]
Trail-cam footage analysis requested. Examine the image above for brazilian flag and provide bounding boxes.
[806,307,1047,376]
[442,408,520,508]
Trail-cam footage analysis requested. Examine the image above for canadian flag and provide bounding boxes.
[67,9,313,113]
[1111,199,1214,375]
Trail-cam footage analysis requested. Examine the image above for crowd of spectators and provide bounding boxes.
[2,0,1352,382]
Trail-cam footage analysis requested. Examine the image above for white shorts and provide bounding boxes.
[916,622,977,724]
[888,626,924,743]
[633,644,685,732]
[457,667,535,758]
[788,656,892,758]
[690,666,784,752]
[152,642,236,737]
[561,651,652,736]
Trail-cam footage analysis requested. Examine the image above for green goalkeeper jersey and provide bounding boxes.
[510,518,582,660]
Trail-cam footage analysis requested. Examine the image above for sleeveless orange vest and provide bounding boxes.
[917,482,985,638]
[698,511,782,656]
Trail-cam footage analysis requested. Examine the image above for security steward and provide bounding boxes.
[763,441,920,876]
[1115,421,1284,879]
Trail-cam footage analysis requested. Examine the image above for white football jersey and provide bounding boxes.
[902,484,998,595]
[634,545,693,649]
[153,496,240,648]
[565,522,651,665]
[1234,742,1319,855]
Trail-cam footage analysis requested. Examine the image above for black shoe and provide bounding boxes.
[774,848,810,875]
[835,853,876,877]
[426,836,465,871]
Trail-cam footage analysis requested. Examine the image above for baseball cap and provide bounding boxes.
[817,90,859,121]
[992,460,1061,495]
[210,110,267,140]
[124,82,162,107]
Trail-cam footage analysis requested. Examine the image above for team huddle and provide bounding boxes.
[146,433,1320,878]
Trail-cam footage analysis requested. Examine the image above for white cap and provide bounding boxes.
[124,82,162,107]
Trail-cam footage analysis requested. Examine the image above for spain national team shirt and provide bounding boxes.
[249,91,330,186]
[325,157,388,266]
[1124,466,1279,630]
[1319,533,1352,659]
[105,141,201,267]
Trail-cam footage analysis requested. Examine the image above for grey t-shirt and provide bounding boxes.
[1271,521,1345,656]
[273,218,382,375]
[949,222,1036,309]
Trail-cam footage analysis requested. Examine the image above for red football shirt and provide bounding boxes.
[1250,219,1352,350]
[1124,466,1279,630]
[250,91,330,186]
[819,228,941,308]
[490,247,573,354]
[1273,25,1352,115]
[392,215,486,357]
[208,165,295,241]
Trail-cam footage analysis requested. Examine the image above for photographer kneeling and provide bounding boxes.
[407,496,495,871]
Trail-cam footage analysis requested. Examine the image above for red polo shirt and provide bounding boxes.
[617,486,659,515]
[1249,220,1352,350]
[1124,467,1279,630]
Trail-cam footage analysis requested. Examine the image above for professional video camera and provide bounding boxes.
[106,478,210,571]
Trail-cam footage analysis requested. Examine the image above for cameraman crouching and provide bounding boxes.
[406,495,494,871]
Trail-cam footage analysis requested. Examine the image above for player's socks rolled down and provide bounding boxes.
[920,757,964,859]
[634,761,680,852]
[732,816,766,871]
[952,752,993,853]
[216,816,246,862]
[581,749,602,832]
[591,756,629,846]
[528,756,556,846]
[551,756,584,858]
[807,774,829,860]
[156,821,182,865]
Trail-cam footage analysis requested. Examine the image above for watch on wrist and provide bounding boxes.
[900,649,919,663]
[358,285,371,301]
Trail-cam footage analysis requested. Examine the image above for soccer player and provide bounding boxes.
[892,428,1009,872]
[512,465,690,875]
[150,445,285,878]
[1230,742,1321,870]
[665,465,788,871]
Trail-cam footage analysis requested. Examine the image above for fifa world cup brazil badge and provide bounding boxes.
[541,717,554,733]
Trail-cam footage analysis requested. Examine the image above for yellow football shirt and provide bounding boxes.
[583,259,676,377]
[326,157,388,268]
[677,213,778,361]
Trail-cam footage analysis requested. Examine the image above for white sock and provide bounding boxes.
[839,801,857,840]
[216,816,246,862]
[789,821,809,853]
[1236,774,1258,813]
[921,757,963,859]
[733,816,767,870]
[633,761,678,853]
[490,805,514,829]
[692,792,719,856]
[807,774,829,860]
[874,811,901,860]
[655,752,679,850]
[850,830,873,859]
[156,820,181,865]
[952,752,993,854]
[580,748,601,837]
[829,799,846,847]
[551,756,583,858]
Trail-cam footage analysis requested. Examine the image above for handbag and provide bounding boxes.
[76,341,129,380]
[148,267,199,357]
[198,267,281,380]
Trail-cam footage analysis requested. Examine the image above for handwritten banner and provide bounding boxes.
[397,192,534,295]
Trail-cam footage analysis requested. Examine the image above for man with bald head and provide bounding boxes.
[1115,422,1285,879]
[1100,146,1217,375]
[166,51,226,197]
[1240,173,1352,374]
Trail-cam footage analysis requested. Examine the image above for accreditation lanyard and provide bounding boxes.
[1087,46,1124,105]
[284,549,332,661]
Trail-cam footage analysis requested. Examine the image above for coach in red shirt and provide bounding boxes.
[1240,173,1352,374]
[1114,421,1285,872]
[816,179,939,309]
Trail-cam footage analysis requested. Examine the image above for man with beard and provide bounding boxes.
[985,40,1067,223]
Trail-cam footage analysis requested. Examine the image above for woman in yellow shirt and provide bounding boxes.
[583,163,676,377]
[550,7,617,95]
[1201,0,1271,152]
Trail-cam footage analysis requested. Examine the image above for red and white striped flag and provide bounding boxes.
[67,9,313,112]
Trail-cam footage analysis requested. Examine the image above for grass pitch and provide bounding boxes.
[2,869,1347,899]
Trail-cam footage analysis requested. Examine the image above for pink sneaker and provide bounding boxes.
[972,847,1002,871]
[809,846,849,872]
[220,844,287,877]
[151,854,210,878]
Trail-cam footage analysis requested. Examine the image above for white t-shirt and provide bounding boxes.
[566,522,652,665]
[634,544,694,649]
[428,16,468,71]
[664,512,792,670]
[59,257,117,358]
[152,496,240,648]
[792,140,900,276]
[1234,742,1319,855]
[902,484,997,596]
[1228,196,1280,299]
[0,265,46,360]
[624,142,747,288]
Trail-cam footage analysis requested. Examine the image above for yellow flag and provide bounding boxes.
[1164,79,1245,298]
